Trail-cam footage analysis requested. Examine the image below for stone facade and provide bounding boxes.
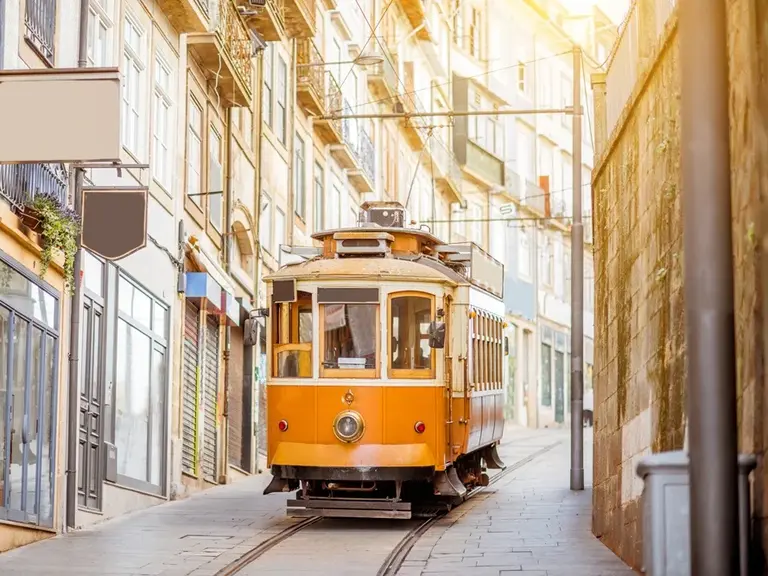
[591,0,768,570]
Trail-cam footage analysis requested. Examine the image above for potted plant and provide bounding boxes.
[22,191,80,293]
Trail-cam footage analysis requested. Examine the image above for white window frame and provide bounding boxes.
[276,56,287,144]
[122,15,145,158]
[87,0,112,67]
[208,126,223,232]
[152,56,174,193]
[260,192,272,254]
[187,97,203,206]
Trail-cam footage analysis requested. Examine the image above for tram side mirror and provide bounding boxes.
[428,321,446,349]
[244,318,259,347]
[504,336,510,355]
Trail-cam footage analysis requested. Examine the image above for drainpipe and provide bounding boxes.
[252,50,265,471]
[66,0,90,530]
[221,108,233,484]
[287,39,297,247]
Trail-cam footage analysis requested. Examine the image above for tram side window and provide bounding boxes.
[390,294,434,378]
[272,290,313,378]
[320,303,378,376]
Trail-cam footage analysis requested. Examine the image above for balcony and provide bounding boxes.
[0,163,68,211]
[283,0,316,38]
[314,74,344,145]
[296,40,325,116]
[367,47,398,101]
[348,128,375,193]
[25,0,57,64]
[398,92,429,150]
[397,0,433,41]
[329,100,358,170]
[238,0,285,41]
[503,164,523,200]
[524,180,546,215]
[187,0,254,107]
[429,137,463,203]
[156,0,209,33]
[459,140,504,187]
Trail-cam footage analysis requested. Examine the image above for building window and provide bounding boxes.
[541,342,552,407]
[152,57,173,192]
[0,259,59,527]
[276,56,287,144]
[114,274,168,493]
[187,98,203,206]
[263,44,273,128]
[294,134,306,220]
[260,193,272,254]
[469,8,481,58]
[517,61,526,93]
[314,162,324,233]
[24,0,57,64]
[452,0,463,47]
[87,0,112,67]
[518,228,531,278]
[122,17,145,157]
[208,127,223,231]
[330,185,341,229]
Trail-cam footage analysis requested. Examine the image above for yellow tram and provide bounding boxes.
[263,202,508,519]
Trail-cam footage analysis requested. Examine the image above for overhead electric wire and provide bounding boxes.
[330,50,573,115]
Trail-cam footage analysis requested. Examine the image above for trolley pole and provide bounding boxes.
[569,44,584,492]
[680,0,739,573]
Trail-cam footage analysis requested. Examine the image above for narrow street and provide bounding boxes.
[0,428,632,576]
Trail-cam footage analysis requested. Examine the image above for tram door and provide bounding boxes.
[443,296,452,463]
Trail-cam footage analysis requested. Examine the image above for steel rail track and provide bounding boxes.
[214,516,323,576]
[378,440,563,576]
[217,440,563,576]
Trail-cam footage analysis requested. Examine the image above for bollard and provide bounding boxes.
[635,450,756,576]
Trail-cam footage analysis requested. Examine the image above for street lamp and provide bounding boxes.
[297,52,385,68]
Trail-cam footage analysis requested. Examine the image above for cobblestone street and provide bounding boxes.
[0,426,633,576]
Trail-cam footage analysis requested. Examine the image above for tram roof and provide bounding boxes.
[264,254,464,285]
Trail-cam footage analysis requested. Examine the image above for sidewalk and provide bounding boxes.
[401,428,636,576]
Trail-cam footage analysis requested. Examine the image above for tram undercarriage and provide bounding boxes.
[263,444,507,519]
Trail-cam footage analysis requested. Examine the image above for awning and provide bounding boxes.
[185,271,243,327]
[185,237,243,326]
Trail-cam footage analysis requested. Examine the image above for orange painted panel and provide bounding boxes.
[315,386,385,444]
[271,442,437,468]
[384,387,440,449]
[267,385,317,462]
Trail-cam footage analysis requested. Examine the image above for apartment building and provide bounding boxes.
[0,0,264,551]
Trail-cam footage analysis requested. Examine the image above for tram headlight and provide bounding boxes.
[333,410,365,443]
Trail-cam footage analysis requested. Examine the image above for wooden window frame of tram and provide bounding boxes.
[319,301,381,379]
[386,290,437,381]
[272,292,313,379]
[469,308,504,393]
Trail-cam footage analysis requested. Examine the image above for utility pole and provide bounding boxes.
[570,44,584,492]
[66,0,89,529]
[680,0,739,573]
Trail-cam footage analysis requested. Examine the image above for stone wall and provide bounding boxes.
[591,0,768,570]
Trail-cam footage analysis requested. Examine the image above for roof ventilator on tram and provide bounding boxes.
[333,231,394,257]
[359,201,407,228]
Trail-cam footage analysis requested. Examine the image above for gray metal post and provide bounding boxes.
[569,44,584,491]
[66,0,90,529]
[679,0,739,573]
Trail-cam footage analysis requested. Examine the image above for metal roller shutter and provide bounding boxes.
[228,326,245,470]
[182,301,200,475]
[202,314,220,482]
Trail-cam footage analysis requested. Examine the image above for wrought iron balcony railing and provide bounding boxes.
[0,163,69,211]
[197,0,210,16]
[25,0,57,64]
[356,128,375,183]
[215,0,254,93]
[296,39,325,114]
